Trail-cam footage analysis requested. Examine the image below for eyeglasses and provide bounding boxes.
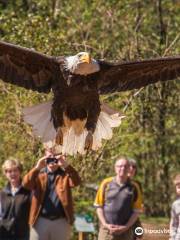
[116,164,129,168]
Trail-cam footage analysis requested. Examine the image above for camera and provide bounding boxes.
[46,157,58,164]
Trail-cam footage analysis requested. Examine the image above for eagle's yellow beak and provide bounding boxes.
[80,53,91,64]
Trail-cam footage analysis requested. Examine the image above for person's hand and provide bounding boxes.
[103,223,117,232]
[35,156,47,170]
[56,155,69,168]
[109,225,128,234]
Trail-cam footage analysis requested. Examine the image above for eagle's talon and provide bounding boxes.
[55,128,63,145]
[85,131,93,150]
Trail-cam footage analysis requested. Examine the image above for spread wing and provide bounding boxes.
[0,41,61,93]
[97,56,180,94]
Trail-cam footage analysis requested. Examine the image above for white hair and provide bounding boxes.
[65,53,100,75]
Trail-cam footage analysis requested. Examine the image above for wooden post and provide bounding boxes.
[79,232,85,240]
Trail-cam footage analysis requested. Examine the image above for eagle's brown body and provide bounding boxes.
[52,81,100,133]
[0,40,180,154]
[50,60,101,139]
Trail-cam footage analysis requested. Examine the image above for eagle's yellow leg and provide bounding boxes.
[85,131,93,150]
[55,127,63,145]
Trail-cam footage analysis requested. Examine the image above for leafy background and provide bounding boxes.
[0,0,179,233]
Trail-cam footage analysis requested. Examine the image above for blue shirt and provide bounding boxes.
[40,168,65,218]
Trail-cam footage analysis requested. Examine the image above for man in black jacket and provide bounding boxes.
[0,158,31,240]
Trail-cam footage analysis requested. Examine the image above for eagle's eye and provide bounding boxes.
[77,52,90,64]
[78,53,84,58]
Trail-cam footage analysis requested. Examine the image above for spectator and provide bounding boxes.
[128,158,144,240]
[0,158,31,240]
[23,148,81,240]
[94,156,143,240]
[169,174,180,240]
[128,159,139,183]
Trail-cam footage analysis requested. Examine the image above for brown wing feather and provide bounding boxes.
[0,41,61,93]
[97,56,180,94]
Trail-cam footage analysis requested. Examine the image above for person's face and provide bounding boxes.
[115,159,129,179]
[45,148,59,172]
[4,166,21,185]
[47,159,59,172]
[128,165,137,178]
[175,183,180,196]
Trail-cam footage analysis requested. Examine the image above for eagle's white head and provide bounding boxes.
[65,52,100,75]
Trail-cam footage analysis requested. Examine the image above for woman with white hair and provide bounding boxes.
[0,158,31,240]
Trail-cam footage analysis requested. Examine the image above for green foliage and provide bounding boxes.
[0,0,180,221]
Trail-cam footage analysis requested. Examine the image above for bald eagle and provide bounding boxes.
[0,41,180,155]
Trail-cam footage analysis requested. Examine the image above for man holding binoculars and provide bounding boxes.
[22,148,81,240]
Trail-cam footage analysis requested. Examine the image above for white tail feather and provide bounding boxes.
[23,101,125,155]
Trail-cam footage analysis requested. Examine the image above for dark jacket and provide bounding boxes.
[0,183,31,239]
[22,165,81,226]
